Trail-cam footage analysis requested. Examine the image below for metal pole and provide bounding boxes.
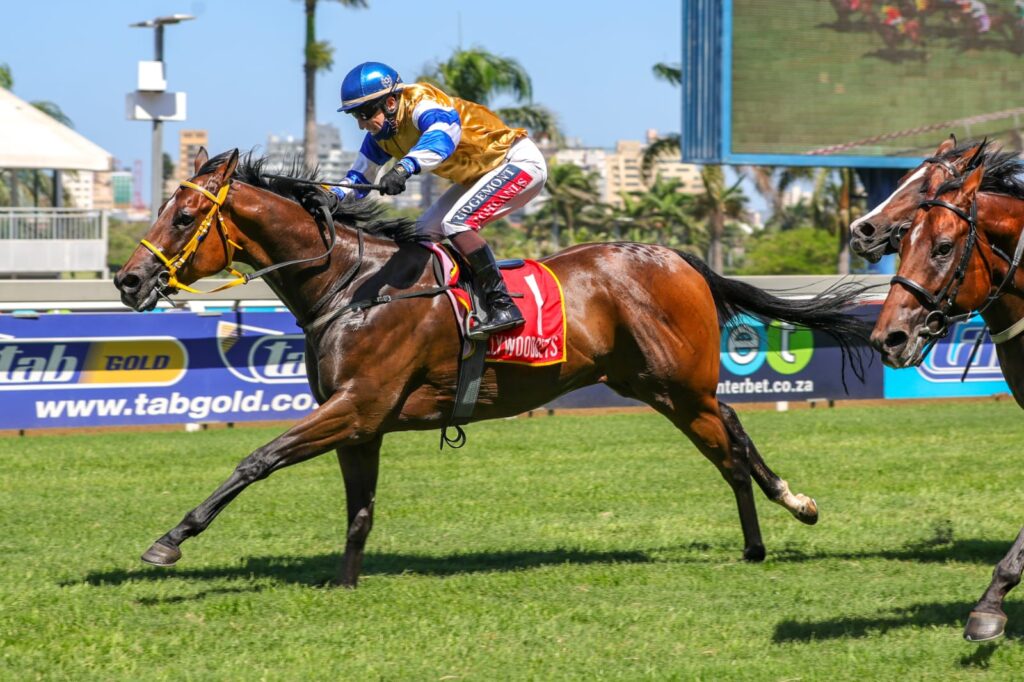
[150,25,165,222]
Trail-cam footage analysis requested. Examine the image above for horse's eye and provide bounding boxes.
[934,242,954,258]
[174,212,195,228]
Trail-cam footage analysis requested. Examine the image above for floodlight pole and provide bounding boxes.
[130,14,194,221]
[151,24,164,222]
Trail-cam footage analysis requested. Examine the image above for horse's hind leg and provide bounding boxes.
[632,389,766,562]
[964,526,1024,642]
[718,401,818,525]
[682,400,766,561]
[335,435,381,588]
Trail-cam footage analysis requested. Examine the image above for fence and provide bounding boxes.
[0,208,108,276]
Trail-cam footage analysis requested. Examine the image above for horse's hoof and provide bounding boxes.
[964,610,1007,642]
[793,496,819,526]
[141,541,181,567]
[743,545,766,562]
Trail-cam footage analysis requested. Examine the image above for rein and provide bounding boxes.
[139,178,364,297]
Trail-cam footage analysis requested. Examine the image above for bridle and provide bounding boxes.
[889,197,980,348]
[138,175,354,298]
[886,155,963,252]
[141,179,249,294]
[890,192,1024,364]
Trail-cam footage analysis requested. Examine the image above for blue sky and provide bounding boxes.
[3,0,682,195]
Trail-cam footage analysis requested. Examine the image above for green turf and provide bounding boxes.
[2,402,1024,679]
[731,1,1024,156]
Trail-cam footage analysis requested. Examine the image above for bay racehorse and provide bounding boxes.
[869,148,1024,641]
[850,137,987,263]
[114,148,869,588]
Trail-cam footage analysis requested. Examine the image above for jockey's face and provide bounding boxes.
[353,94,397,134]
[357,108,386,134]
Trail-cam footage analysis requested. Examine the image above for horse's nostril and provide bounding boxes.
[118,273,141,293]
[884,330,908,350]
[857,221,876,238]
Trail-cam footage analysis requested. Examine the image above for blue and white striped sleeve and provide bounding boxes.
[328,133,391,201]
[399,99,462,174]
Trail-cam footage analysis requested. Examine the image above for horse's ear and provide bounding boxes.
[960,164,985,200]
[935,136,956,156]
[193,147,209,175]
[222,149,239,180]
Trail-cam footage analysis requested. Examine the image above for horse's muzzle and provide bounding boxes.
[114,265,167,312]
[849,220,892,264]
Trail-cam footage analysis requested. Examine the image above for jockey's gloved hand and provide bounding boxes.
[299,185,340,217]
[379,162,412,196]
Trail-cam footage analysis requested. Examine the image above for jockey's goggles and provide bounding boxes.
[349,98,384,121]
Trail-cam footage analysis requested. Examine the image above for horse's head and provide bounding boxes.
[870,163,994,367]
[114,148,241,311]
[850,137,982,262]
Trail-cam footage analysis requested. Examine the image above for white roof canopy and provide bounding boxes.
[0,87,112,171]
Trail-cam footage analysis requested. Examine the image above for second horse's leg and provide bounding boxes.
[335,435,382,588]
[718,401,818,525]
[964,526,1024,642]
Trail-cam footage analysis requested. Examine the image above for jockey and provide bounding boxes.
[301,61,548,340]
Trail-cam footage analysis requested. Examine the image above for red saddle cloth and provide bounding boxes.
[425,244,567,366]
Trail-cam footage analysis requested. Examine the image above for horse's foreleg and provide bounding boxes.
[335,435,382,588]
[964,526,1024,642]
[141,395,368,567]
[718,401,818,525]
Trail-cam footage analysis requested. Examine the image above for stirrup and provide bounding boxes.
[467,308,524,341]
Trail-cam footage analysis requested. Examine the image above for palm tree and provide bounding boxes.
[301,0,368,169]
[640,63,682,181]
[416,47,562,208]
[538,161,602,247]
[640,177,699,250]
[417,47,562,145]
[691,166,748,273]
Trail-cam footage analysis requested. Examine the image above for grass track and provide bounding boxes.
[3,401,1024,679]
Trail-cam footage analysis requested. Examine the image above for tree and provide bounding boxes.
[736,227,836,275]
[690,165,747,273]
[533,161,602,247]
[639,177,699,250]
[417,47,562,144]
[640,63,682,181]
[416,47,562,208]
[301,0,367,169]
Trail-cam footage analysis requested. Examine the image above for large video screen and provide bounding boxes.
[731,0,1024,158]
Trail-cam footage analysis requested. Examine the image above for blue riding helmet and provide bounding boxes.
[337,62,403,112]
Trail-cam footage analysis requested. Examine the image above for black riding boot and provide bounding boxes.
[464,245,525,341]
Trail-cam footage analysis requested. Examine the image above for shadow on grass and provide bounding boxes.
[769,538,1012,566]
[68,547,655,591]
[773,601,1024,644]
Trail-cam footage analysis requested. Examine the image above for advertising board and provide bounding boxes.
[0,307,1010,429]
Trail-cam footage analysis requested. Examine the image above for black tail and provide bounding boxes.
[676,251,873,387]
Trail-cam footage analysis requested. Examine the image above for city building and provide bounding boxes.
[110,171,133,208]
[176,129,209,182]
[265,124,424,211]
[61,171,94,209]
[553,131,703,208]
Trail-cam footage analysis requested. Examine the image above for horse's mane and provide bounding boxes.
[199,150,419,243]
[933,139,1024,200]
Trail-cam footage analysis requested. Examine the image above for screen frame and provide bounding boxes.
[715,0,924,169]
